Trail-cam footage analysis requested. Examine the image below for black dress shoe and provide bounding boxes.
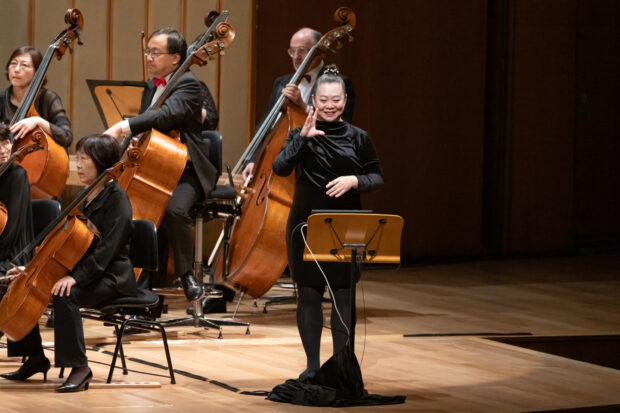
[180,273,203,301]
[186,296,227,315]
[0,357,51,382]
[56,368,92,393]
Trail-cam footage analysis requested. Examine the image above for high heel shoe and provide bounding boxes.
[56,368,92,393]
[0,357,51,382]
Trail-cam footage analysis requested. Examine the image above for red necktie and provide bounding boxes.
[153,77,167,87]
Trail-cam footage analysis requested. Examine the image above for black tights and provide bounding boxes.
[296,285,355,373]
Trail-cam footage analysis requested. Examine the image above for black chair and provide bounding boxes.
[160,131,249,338]
[80,219,175,384]
[31,199,61,238]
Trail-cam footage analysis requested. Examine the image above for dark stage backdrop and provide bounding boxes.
[253,0,620,261]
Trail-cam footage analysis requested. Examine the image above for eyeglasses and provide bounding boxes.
[287,47,309,58]
[143,49,173,58]
[8,61,32,69]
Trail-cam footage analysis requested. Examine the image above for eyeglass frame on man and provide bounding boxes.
[144,49,173,58]
[287,47,309,57]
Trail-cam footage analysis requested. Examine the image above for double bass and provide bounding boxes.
[0,159,133,341]
[11,9,83,200]
[117,12,235,233]
[0,139,44,236]
[213,7,356,298]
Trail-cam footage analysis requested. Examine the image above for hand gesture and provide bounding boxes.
[10,117,46,142]
[326,175,358,198]
[300,107,325,139]
[51,275,77,297]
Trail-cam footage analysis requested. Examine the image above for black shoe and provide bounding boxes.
[56,368,92,393]
[0,356,51,382]
[186,296,227,315]
[180,273,203,301]
[298,368,318,383]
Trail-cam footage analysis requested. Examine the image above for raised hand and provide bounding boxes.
[300,107,325,139]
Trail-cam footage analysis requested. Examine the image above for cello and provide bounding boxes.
[0,138,44,236]
[11,9,84,200]
[0,158,134,342]
[212,7,356,298]
[117,13,235,232]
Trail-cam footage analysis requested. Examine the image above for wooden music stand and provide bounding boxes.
[303,211,404,354]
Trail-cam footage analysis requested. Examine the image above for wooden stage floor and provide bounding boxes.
[1,252,619,412]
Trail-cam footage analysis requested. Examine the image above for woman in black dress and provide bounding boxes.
[1,134,136,392]
[273,69,384,380]
[0,123,33,274]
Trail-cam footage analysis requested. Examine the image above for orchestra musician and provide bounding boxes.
[0,46,73,150]
[105,27,217,300]
[0,134,136,392]
[272,68,383,381]
[242,27,356,181]
[0,123,33,274]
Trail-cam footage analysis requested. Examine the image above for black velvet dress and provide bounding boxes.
[272,121,383,288]
[0,163,33,273]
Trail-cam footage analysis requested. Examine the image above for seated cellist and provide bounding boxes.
[0,123,33,275]
[0,134,136,393]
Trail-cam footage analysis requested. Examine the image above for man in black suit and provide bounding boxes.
[242,27,355,181]
[106,27,216,300]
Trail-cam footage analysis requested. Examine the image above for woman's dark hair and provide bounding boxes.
[75,134,121,175]
[149,27,187,65]
[5,46,45,85]
[0,123,10,142]
[312,64,346,98]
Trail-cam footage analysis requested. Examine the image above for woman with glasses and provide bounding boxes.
[272,68,383,381]
[0,46,73,149]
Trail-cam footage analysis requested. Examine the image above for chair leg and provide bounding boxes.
[155,323,176,384]
[114,325,129,375]
[59,367,65,379]
[108,320,128,383]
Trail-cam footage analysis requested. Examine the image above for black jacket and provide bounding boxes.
[128,71,217,197]
[72,180,136,296]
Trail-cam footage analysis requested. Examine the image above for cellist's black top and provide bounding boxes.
[0,86,73,148]
[72,180,136,296]
[0,164,33,273]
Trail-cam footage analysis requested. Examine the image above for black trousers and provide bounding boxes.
[7,276,121,368]
[142,164,204,288]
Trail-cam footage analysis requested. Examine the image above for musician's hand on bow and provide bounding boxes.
[10,117,48,142]
[242,162,255,182]
[51,275,76,297]
[4,265,25,281]
[282,84,305,109]
[300,107,324,139]
[326,175,358,198]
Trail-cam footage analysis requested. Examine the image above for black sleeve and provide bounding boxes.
[38,90,73,148]
[71,192,132,287]
[272,128,308,177]
[200,81,219,130]
[0,167,32,268]
[355,133,384,193]
[128,74,201,135]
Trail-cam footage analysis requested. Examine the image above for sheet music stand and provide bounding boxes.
[303,212,403,354]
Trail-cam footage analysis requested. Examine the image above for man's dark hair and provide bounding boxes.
[149,27,187,64]
[0,123,10,142]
